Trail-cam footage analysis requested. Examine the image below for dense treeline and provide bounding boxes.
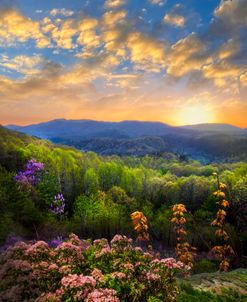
[0,126,246,265]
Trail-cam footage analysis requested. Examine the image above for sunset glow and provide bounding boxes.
[0,0,246,127]
[176,106,215,125]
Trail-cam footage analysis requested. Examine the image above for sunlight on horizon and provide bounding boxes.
[175,105,215,125]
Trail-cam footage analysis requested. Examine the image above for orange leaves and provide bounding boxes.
[213,190,226,198]
[219,183,227,190]
[220,200,229,208]
[219,260,230,272]
[130,211,149,242]
[211,178,234,272]
[171,203,196,272]
[172,204,187,214]
[215,229,229,241]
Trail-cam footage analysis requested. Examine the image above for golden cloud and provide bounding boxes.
[126,32,166,71]
[217,38,240,59]
[240,72,247,87]
[167,33,211,77]
[102,10,127,27]
[215,0,247,26]
[203,60,243,79]
[0,54,45,76]
[77,30,100,48]
[148,0,166,6]
[104,0,126,9]
[50,8,74,17]
[0,8,50,48]
[78,18,98,31]
[163,13,185,27]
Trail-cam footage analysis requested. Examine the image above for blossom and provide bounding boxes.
[111,272,126,279]
[50,193,65,215]
[61,274,96,289]
[49,236,63,248]
[85,288,120,302]
[14,159,44,186]
[91,268,104,282]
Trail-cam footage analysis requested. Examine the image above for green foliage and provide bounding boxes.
[0,125,247,258]
[192,259,217,274]
[0,234,182,302]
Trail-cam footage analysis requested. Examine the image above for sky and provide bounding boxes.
[0,0,246,127]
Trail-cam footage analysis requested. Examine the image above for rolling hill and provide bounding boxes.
[5,119,247,162]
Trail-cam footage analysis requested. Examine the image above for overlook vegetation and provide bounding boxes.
[7,119,247,162]
[0,125,247,301]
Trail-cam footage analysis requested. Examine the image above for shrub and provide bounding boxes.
[192,259,217,274]
[0,233,186,301]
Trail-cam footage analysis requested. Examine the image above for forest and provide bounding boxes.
[0,125,247,301]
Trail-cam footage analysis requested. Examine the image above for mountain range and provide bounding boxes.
[5,119,247,162]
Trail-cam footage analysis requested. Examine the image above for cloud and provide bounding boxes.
[0,54,45,75]
[217,38,241,59]
[78,18,98,31]
[167,33,211,77]
[102,10,127,27]
[0,8,50,48]
[104,0,126,9]
[77,30,100,48]
[44,18,77,49]
[240,72,247,87]
[106,73,142,89]
[126,32,167,71]
[163,13,185,27]
[202,60,245,93]
[50,8,74,17]
[215,0,247,27]
[148,0,166,6]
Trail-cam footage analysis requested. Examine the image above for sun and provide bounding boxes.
[176,105,214,125]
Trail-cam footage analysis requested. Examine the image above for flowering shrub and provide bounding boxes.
[50,193,65,216]
[0,233,184,301]
[171,204,196,273]
[14,159,44,187]
[211,174,234,271]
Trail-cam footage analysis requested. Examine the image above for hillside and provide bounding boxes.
[6,119,247,162]
[178,269,247,301]
[0,126,247,302]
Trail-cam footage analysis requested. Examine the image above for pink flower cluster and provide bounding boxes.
[0,233,182,302]
[85,288,119,302]
[61,274,96,289]
[151,257,187,269]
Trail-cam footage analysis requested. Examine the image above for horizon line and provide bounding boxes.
[2,118,245,129]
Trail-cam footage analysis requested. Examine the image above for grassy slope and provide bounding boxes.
[178,269,247,301]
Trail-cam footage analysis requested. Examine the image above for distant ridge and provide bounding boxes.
[5,119,247,161]
[182,123,243,132]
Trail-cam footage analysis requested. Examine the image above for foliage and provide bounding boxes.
[130,211,149,242]
[0,126,246,270]
[211,174,234,271]
[0,234,185,302]
[171,204,196,271]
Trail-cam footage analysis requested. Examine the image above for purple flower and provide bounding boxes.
[14,159,44,186]
[49,236,63,248]
[50,193,65,215]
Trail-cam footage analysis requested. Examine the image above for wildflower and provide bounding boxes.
[49,236,63,248]
[14,159,44,186]
[85,288,120,302]
[50,193,65,215]
[91,268,104,282]
[61,274,96,289]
